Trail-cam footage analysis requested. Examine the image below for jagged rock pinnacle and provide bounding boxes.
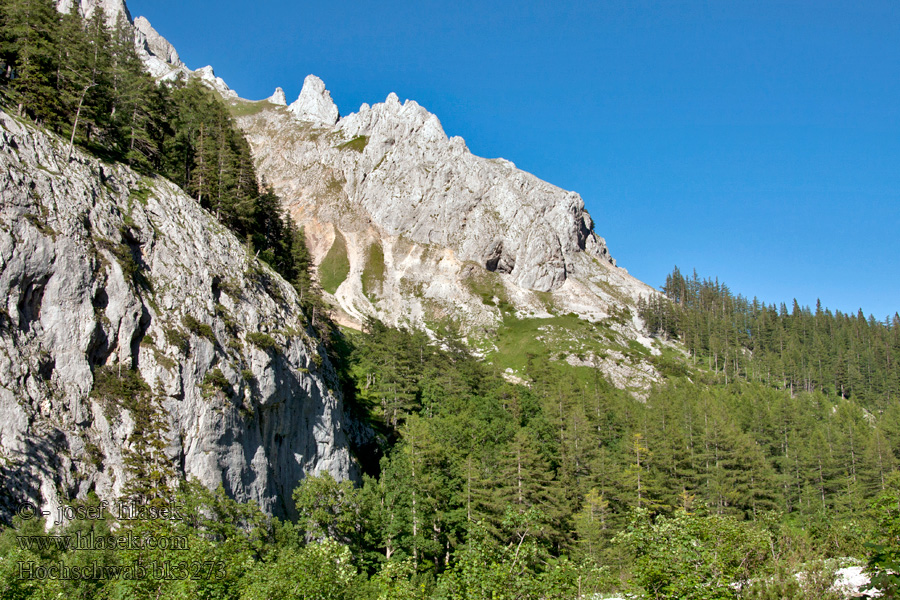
[268,87,287,106]
[194,66,238,99]
[134,16,180,66]
[288,75,340,126]
[56,0,130,24]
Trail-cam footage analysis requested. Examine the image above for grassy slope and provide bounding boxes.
[319,230,351,295]
[361,242,385,300]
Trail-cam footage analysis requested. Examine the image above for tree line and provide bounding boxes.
[639,266,900,409]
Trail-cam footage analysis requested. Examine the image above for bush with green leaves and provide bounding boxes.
[245,332,278,350]
[615,507,771,600]
[240,539,362,600]
[863,473,900,598]
[292,472,363,546]
[183,314,215,341]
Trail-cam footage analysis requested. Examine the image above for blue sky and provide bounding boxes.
[128,0,900,320]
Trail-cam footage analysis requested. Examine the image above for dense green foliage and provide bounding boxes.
[6,317,900,598]
[0,0,166,167]
[640,267,900,409]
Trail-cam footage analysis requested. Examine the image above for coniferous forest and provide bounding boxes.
[639,266,900,408]
[2,2,900,599]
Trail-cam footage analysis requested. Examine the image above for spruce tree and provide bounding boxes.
[1,0,59,122]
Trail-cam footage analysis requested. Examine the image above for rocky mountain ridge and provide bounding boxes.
[0,109,357,523]
[55,0,238,97]
[233,76,663,391]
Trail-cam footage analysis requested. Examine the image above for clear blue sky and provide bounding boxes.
[129,0,900,320]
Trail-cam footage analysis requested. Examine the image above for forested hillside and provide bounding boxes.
[2,2,900,599]
[4,308,900,598]
[639,267,900,407]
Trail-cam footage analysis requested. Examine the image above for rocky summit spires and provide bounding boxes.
[56,0,130,24]
[288,75,340,126]
[268,87,288,106]
[134,16,181,68]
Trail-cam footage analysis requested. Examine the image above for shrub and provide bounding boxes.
[202,368,232,398]
[152,350,177,372]
[91,365,151,412]
[182,315,215,341]
[246,332,278,351]
[219,278,242,299]
[164,327,189,354]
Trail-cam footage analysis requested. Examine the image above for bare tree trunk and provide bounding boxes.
[66,84,94,161]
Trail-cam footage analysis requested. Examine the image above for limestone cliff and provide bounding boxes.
[233,78,662,391]
[0,110,355,523]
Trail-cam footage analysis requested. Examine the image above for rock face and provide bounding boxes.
[235,78,661,390]
[246,86,618,296]
[237,81,647,309]
[0,111,356,523]
[268,87,288,106]
[56,0,131,24]
[133,15,184,78]
[192,66,239,99]
[288,75,340,126]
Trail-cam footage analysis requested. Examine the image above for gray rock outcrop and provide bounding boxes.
[133,15,183,78]
[268,87,288,106]
[0,111,355,523]
[235,77,661,391]
[56,0,131,24]
[240,80,621,296]
[288,75,340,126]
[192,65,239,99]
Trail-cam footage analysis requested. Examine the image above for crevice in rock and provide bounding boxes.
[16,274,48,332]
[92,288,108,310]
[130,304,152,369]
[484,240,503,272]
[484,240,515,275]
[87,307,110,368]
[120,229,152,291]
[211,276,221,303]
[38,353,55,381]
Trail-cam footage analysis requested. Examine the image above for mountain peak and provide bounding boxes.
[56,0,130,24]
[133,16,180,67]
[194,65,238,98]
[288,75,340,126]
[268,87,287,106]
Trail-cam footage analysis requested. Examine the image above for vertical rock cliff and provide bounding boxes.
[0,111,355,522]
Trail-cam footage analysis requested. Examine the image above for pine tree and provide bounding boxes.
[289,222,317,307]
[1,0,59,122]
[573,487,612,563]
[109,12,161,168]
